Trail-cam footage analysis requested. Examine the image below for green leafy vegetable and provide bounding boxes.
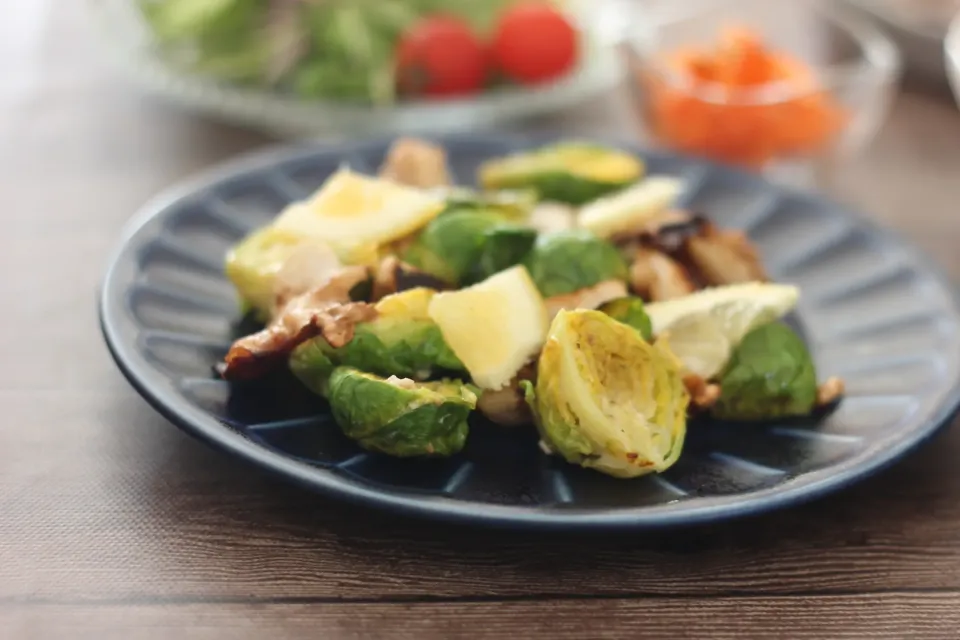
[403,209,535,285]
[711,323,818,421]
[477,142,644,205]
[327,367,477,457]
[523,229,628,297]
[598,297,653,341]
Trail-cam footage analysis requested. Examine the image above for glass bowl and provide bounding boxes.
[85,0,625,140]
[623,0,901,186]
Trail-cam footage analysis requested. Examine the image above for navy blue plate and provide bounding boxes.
[99,134,960,530]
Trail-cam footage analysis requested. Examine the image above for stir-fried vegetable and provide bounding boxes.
[327,367,477,457]
[523,310,689,478]
[216,136,843,469]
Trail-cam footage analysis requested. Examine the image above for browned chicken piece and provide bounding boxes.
[683,223,769,286]
[629,247,697,302]
[544,279,629,321]
[371,255,452,301]
[683,374,722,411]
[220,267,375,381]
[377,137,453,188]
[816,376,845,407]
[526,202,577,234]
[477,363,537,427]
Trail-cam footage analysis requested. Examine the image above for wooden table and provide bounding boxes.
[5,4,960,639]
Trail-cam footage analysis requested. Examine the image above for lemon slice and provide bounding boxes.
[428,266,548,390]
[644,282,800,379]
[577,176,684,239]
[273,167,444,251]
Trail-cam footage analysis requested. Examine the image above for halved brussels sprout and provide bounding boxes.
[523,229,629,297]
[478,143,644,205]
[327,367,477,457]
[289,287,463,396]
[523,310,689,478]
[598,296,653,341]
[403,209,535,285]
[711,323,818,421]
[437,187,538,220]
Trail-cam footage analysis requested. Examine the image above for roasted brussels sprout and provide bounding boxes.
[469,225,537,284]
[598,296,653,341]
[327,367,477,457]
[711,323,818,421]
[523,229,629,297]
[289,287,463,396]
[478,142,644,205]
[403,209,503,284]
[404,209,534,285]
[523,310,689,478]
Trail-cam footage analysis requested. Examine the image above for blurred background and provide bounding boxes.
[7,1,960,241]
[76,0,960,184]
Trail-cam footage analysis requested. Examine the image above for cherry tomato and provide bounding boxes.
[395,16,488,98]
[492,2,579,85]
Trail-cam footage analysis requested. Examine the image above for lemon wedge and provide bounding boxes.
[428,265,548,390]
[577,176,684,239]
[644,282,800,379]
[273,167,445,252]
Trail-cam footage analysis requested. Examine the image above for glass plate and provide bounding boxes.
[86,0,626,139]
[99,134,960,530]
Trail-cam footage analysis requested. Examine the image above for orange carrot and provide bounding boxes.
[637,25,846,169]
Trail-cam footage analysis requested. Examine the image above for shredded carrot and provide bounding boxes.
[638,26,847,169]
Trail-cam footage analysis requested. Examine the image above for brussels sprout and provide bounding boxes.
[598,297,653,341]
[289,287,463,396]
[438,187,539,220]
[523,229,629,297]
[523,310,689,478]
[403,209,534,285]
[477,143,644,205]
[327,367,477,457]
[468,225,538,284]
[711,323,818,421]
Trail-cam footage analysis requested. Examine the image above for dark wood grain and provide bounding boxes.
[4,2,960,638]
[4,594,959,640]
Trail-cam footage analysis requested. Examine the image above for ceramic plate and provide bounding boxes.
[99,134,960,530]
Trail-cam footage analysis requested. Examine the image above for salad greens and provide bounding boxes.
[139,0,525,103]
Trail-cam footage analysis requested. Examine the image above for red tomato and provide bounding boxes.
[492,2,579,85]
[395,16,488,98]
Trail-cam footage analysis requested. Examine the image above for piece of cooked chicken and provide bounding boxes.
[683,223,768,286]
[544,279,629,321]
[220,266,374,381]
[477,362,537,427]
[629,247,697,301]
[378,137,453,188]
